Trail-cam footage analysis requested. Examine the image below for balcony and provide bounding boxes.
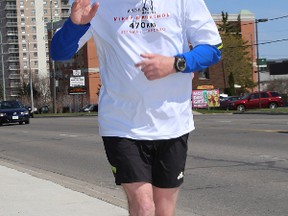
[8,56,19,62]
[7,39,18,44]
[61,11,70,18]
[7,30,18,36]
[6,22,18,27]
[8,64,20,70]
[8,72,20,79]
[8,48,19,53]
[5,5,17,10]
[6,13,17,18]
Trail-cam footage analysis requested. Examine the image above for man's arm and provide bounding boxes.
[50,18,91,61]
[50,0,99,61]
[135,44,222,81]
[177,43,223,73]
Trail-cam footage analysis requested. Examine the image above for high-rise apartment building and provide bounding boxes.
[0,0,69,100]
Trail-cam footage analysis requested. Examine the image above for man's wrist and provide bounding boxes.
[174,56,186,72]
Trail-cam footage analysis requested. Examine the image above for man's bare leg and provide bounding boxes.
[122,182,155,216]
[153,186,180,216]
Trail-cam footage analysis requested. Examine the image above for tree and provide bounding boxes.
[266,78,288,94]
[227,72,236,95]
[34,75,51,107]
[218,12,239,34]
[219,12,255,94]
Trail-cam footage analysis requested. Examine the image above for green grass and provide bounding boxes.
[194,107,288,114]
[34,112,98,117]
[34,108,288,117]
[193,108,233,114]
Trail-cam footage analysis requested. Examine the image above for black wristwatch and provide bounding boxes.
[174,56,186,72]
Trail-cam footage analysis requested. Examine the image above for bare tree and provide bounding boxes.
[34,75,51,107]
[265,78,288,94]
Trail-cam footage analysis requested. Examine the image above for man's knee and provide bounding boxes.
[123,182,155,216]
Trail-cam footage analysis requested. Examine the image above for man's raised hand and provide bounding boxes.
[70,0,99,25]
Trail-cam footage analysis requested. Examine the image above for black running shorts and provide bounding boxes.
[102,133,189,188]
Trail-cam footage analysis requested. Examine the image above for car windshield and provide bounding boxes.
[0,101,23,109]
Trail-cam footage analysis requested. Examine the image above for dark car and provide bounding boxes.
[219,96,241,110]
[39,105,49,114]
[229,91,283,112]
[0,100,30,126]
[24,105,37,118]
[79,104,98,112]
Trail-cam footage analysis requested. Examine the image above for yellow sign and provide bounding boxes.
[197,85,214,90]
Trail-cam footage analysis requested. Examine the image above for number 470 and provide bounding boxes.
[129,22,156,29]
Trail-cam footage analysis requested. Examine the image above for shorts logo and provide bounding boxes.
[111,166,117,174]
[177,171,184,180]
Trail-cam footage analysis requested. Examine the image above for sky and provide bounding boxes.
[204,0,288,60]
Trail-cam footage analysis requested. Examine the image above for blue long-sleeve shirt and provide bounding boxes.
[50,18,222,73]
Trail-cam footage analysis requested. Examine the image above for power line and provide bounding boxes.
[238,14,288,27]
[226,38,288,49]
[269,15,288,21]
[258,38,288,45]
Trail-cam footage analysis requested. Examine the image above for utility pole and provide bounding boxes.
[0,31,6,100]
[50,0,57,113]
[27,40,35,113]
[255,18,268,108]
[255,18,268,93]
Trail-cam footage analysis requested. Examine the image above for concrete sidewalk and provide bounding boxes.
[0,165,128,216]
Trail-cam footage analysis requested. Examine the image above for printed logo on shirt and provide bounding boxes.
[127,0,155,14]
[177,171,184,180]
[114,1,170,35]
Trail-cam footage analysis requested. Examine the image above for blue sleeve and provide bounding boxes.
[50,18,91,61]
[179,43,223,73]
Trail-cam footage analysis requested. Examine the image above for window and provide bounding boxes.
[270,92,280,97]
[198,68,210,79]
[261,92,269,98]
[250,94,259,100]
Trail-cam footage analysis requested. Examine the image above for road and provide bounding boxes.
[0,114,287,216]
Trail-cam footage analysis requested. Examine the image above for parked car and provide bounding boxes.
[24,105,38,118]
[219,96,241,110]
[79,104,98,112]
[38,105,49,114]
[0,100,30,126]
[229,91,283,112]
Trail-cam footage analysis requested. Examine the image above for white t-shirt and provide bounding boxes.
[75,0,221,140]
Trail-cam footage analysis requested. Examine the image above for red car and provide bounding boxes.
[229,91,283,112]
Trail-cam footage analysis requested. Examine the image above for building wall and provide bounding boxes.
[0,0,69,100]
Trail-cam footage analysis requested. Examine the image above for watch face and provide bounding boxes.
[176,57,186,72]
